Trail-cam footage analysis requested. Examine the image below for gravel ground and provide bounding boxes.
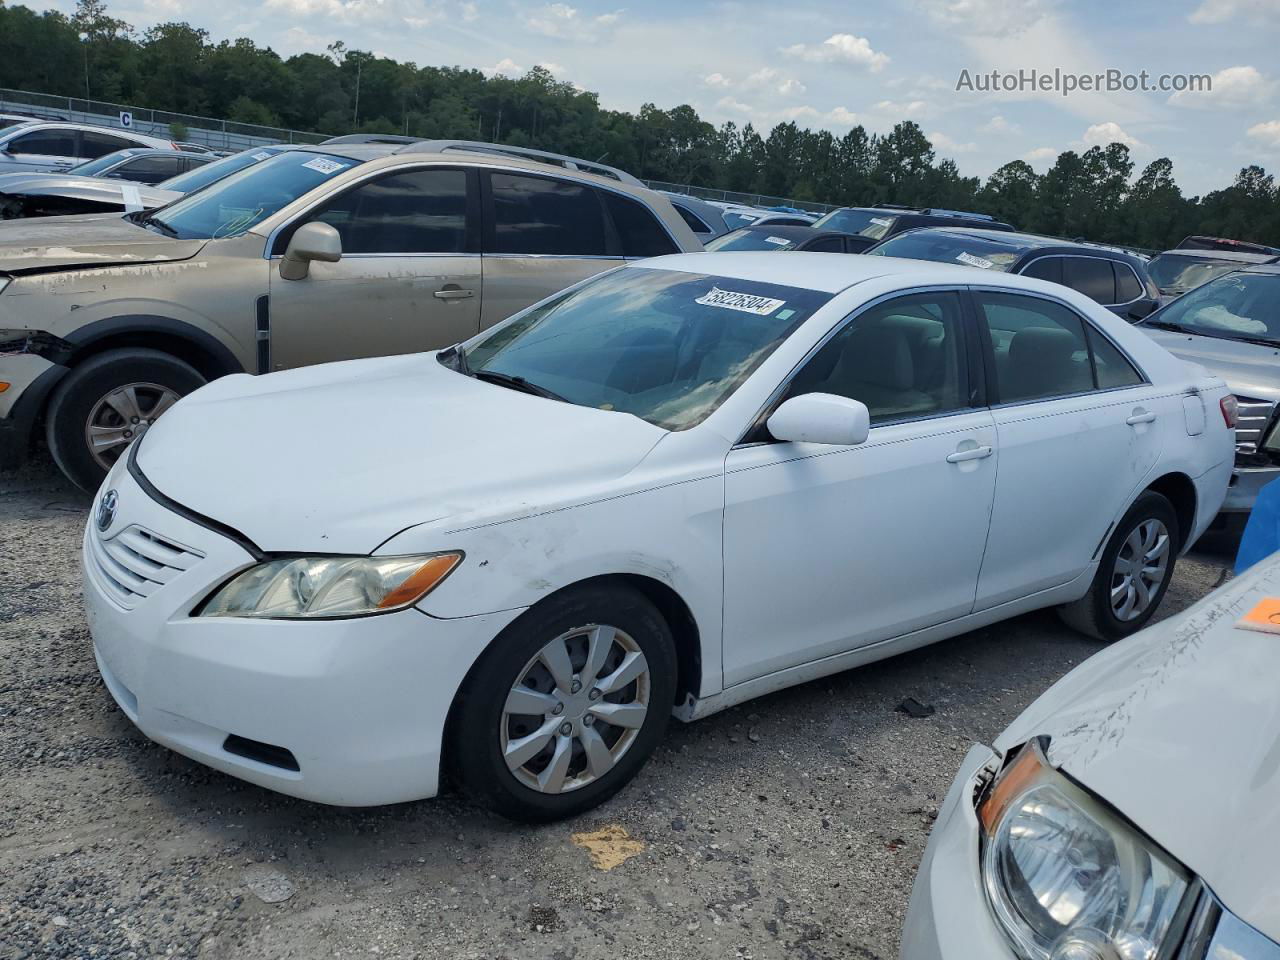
[0,456,1235,960]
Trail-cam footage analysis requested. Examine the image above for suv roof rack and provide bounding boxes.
[393,140,644,185]
[1176,235,1280,256]
[320,134,423,145]
[871,203,918,211]
[920,208,996,221]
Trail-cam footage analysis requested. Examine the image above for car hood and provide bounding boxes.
[1141,325,1280,402]
[0,171,179,209]
[0,212,204,273]
[996,555,1280,941]
[134,352,669,554]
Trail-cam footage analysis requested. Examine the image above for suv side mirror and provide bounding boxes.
[279,222,342,281]
[767,393,871,446]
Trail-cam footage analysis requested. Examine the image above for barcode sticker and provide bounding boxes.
[695,286,786,316]
[956,251,995,269]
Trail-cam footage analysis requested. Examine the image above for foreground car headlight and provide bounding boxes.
[978,740,1190,960]
[198,552,461,619]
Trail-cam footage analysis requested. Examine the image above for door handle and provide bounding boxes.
[1126,410,1157,425]
[946,445,993,463]
[433,287,474,301]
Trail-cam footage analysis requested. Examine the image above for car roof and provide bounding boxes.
[633,250,1064,294]
[1237,264,1280,276]
[1153,248,1280,263]
[893,226,1147,261]
[737,224,833,239]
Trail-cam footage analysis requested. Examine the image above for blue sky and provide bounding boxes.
[31,0,1280,195]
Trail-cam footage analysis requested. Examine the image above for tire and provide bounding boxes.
[45,348,205,493]
[451,583,677,822]
[1058,491,1180,642]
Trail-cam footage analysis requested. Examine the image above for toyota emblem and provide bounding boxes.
[96,489,118,533]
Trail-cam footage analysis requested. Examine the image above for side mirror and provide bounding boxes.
[279,222,342,281]
[767,393,871,446]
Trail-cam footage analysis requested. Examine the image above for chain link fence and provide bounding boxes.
[0,88,331,152]
[643,180,839,214]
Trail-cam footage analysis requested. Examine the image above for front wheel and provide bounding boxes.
[45,348,205,492]
[451,584,677,822]
[1058,491,1179,642]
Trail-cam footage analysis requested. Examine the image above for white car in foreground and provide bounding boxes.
[901,548,1280,960]
[83,253,1235,821]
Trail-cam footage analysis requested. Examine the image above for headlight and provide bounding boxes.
[198,552,462,619]
[978,740,1190,960]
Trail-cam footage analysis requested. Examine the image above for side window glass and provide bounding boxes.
[602,191,678,257]
[114,156,180,184]
[1063,257,1117,304]
[304,168,468,254]
[783,292,967,425]
[81,132,131,159]
[490,172,607,256]
[10,130,77,157]
[1021,257,1062,284]
[977,292,1093,403]
[1114,263,1143,302]
[674,204,712,235]
[1087,326,1144,389]
[804,236,843,253]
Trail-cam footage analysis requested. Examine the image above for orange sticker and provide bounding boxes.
[1237,598,1280,635]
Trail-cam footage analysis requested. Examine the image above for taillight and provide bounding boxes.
[1220,394,1239,429]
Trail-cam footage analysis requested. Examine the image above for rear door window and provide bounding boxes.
[1086,326,1144,389]
[81,131,135,159]
[602,191,678,257]
[113,155,185,184]
[1114,263,1144,302]
[975,292,1094,403]
[489,172,607,256]
[1062,257,1117,304]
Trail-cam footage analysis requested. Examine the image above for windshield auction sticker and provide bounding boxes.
[301,156,347,175]
[764,236,791,246]
[956,251,996,269]
[696,286,786,315]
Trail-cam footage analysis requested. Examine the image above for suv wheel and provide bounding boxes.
[1058,491,1179,642]
[451,584,676,822]
[46,348,205,492]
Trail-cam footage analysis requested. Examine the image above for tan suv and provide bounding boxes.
[0,140,700,489]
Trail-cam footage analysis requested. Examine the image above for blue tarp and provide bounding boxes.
[1236,477,1280,573]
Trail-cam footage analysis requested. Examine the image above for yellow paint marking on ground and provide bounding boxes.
[570,824,645,870]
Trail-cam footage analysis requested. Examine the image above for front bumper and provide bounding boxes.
[83,462,522,806]
[900,744,1013,960]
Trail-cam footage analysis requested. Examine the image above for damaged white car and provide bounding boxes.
[901,548,1280,960]
[84,253,1234,820]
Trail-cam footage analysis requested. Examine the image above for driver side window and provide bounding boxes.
[783,292,968,425]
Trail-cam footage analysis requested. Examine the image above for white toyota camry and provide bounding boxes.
[84,253,1235,821]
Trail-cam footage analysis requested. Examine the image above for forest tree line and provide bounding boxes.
[2,0,1279,250]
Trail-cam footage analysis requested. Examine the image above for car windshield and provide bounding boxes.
[1147,254,1252,295]
[704,229,799,252]
[1146,272,1280,345]
[69,150,137,176]
[721,210,762,229]
[461,267,832,430]
[864,230,1023,271]
[158,147,278,194]
[812,208,898,239]
[143,150,361,239]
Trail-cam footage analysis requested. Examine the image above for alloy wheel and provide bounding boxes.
[83,382,182,471]
[1109,518,1171,621]
[501,623,650,794]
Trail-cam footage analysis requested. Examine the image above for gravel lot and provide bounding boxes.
[0,456,1234,960]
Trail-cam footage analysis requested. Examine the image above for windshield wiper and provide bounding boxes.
[1142,319,1190,333]
[473,369,567,403]
[136,214,178,238]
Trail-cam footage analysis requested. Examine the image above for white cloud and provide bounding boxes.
[979,115,1017,133]
[716,96,756,115]
[1023,146,1058,165]
[827,106,859,126]
[1189,0,1280,23]
[1080,121,1143,149]
[538,61,567,76]
[916,0,1051,37]
[703,72,732,88]
[1169,65,1273,109]
[1247,119,1280,148]
[782,33,890,71]
[523,2,622,38]
[871,98,931,118]
[741,67,807,96]
[459,1,478,20]
[930,130,977,153]
[482,57,525,77]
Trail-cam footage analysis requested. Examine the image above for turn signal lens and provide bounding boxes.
[198,552,462,619]
[1220,395,1239,429]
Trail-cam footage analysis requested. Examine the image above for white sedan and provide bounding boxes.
[83,253,1235,820]
[901,548,1280,960]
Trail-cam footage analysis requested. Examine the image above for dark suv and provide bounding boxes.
[866,227,1161,319]
[811,205,1015,252]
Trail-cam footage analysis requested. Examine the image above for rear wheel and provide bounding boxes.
[451,584,676,822]
[1058,491,1179,642]
[45,348,205,492]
